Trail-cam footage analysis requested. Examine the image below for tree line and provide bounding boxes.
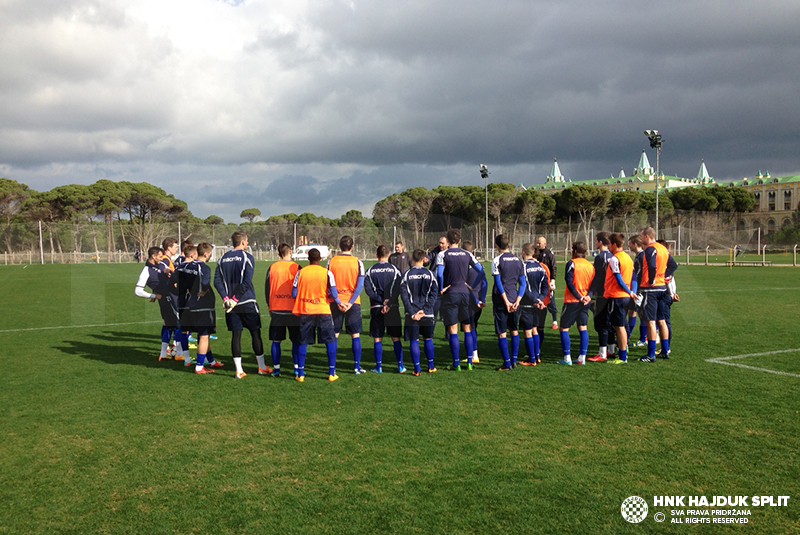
[0,176,758,255]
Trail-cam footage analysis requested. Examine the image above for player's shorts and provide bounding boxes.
[607,297,630,328]
[518,305,539,331]
[331,303,362,335]
[404,315,435,341]
[656,291,672,321]
[225,310,262,332]
[639,289,666,322]
[440,292,474,326]
[369,306,402,339]
[469,303,483,331]
[269,312,300,342]
[299,314,336,345]
[493,306,520,334]
[560,301,590,329]
[159,294,180,328]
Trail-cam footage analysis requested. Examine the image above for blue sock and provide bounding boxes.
[449,333,460,367]
[326,341,337,375]
[619,348,628,361]
[639,324,647,343]
[579,330,589,357]
[161,326,170,344]
[173,328,181,344]
[648,340,656,358]
[373,341,383,367]
[560,331,571,357]
[393,340,404,366]
[292,343,299,372]
[524,336,535,362]
[297,345,307,376]
[661,339,670,355]
[464,332,474,364]
[424,338,435,369]
[470,330,478,354]
[410,341,421,372]
[498,337,511,368]
[196,353,206,367]
[271,341,281,367]
[352,337,362,369]
[628,316,637,335]
[535,334,542,358]
[510,334,519,364]
[206,349,215,364]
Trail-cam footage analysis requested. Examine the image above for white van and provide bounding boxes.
[292,244,330,262]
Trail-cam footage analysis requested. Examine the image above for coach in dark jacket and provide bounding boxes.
[536,236,559,327]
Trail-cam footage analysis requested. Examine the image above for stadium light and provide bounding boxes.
[644,130,664,239]
[479,165,490,260]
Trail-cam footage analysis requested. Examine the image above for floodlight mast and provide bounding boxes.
[479,164,490,260]
[644,130,663,239]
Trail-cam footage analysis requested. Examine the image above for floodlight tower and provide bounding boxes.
[479,164,490,260]
[644,130,663,239]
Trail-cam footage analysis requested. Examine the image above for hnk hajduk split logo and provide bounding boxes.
[621,496,648,523]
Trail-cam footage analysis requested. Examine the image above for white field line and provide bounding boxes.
[0,314,271,334]
[706,349,800,378]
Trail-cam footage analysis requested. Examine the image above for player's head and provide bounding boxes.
[639,227,656,244]
[412,249,426,265]
[376,245,389,260]
[339,235,354,252]
[536,236,547,250]
[231,231,248,248]
[656,239,670,251]
[162,238,178,255]
[395,241,404,253]
[596,231,610,248]
[446,229,461,246]
[308,248,321,264]
[438,236,448,250]
[183,245,198,260]
[521,242,535,260]
[571,241,587,258]
[628,235,643,252]
[147,246,163,263]
[608,233,624,252]
[181,239,194,256]
[495,234,509,251]
[278,243,292,259]
[462,240,474,253]
[196,242,213,260]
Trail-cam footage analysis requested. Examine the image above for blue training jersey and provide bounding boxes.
[521,259,549,306]
[400,266,439,316]
[590,249,613,296]
[178,260,215,311]
[436,247,484,294]
[214,248,259,312]
[364,261,403,308]
[491,251,526,303]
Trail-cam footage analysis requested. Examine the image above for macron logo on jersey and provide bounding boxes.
[219,256,241,264]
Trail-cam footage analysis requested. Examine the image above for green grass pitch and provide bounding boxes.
[0,262,798,534]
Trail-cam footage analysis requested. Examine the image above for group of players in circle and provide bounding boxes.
[134,226,678,381]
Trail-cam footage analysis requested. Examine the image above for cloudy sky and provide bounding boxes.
[1,0,798,222]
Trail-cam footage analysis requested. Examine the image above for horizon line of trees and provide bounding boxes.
[1,177,764,255]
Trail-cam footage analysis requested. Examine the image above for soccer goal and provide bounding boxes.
[665,240,677,253]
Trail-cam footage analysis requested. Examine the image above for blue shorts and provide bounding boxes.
[225,310,262,332]
[404,316,435,341]
[639,289,666,322]
[493,306,520,334]
[440,292,474,326]
[518,305,539,331]
[369,306,402,339]
[331,303,363,335]
[607,297,630,328]
[159,294,180,328]
[299,314,336,345]
[560,302,590,329]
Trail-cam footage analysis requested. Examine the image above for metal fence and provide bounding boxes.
[0,212,790,265]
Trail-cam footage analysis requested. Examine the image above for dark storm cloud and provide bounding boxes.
[1,0,799,221]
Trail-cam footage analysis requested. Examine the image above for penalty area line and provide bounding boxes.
[706,349,800,378]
